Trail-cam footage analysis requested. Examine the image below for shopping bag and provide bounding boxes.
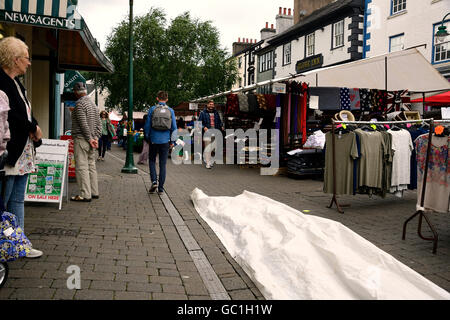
[0,211,32,262]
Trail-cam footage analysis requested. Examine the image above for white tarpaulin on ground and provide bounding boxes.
[191,188,450,300]
[301,48,450,93]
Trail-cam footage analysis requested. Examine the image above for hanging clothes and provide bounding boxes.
[359,89,372,112]
[349,88,361,111]
[324,131,359,195]
[247,94,259,115]
[416,134,450,213]
[407,126,429,190]
[226,94,239,116]
[354,129,386,191]
[237,93,249,113]
[388,129,413,197]
[380,131,394,198]
[340,88,351,110]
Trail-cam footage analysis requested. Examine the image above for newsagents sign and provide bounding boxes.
[0,1,82,30]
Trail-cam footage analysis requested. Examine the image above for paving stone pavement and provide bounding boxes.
[126,147,450,294]
[1,144,449,300]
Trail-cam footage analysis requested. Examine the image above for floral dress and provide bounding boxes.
[415,134,450,213]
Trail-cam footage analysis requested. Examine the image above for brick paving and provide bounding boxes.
[1,144,449,300]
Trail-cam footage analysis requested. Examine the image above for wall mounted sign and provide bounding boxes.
[296,54,324,73]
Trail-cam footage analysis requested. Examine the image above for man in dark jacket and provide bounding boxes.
[197,100,224,169]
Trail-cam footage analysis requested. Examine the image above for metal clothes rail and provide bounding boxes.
[328,119,448,254]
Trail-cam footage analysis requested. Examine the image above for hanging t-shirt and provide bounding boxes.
[416,134,450,213]
[388,129,413,195]
[324,131,358,195]
[355,129,386,190]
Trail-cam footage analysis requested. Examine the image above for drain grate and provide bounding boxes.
[29,228,80,237]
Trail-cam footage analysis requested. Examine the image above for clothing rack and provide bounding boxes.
[329,118,448,253]
[329,119,433,213]
[402,119,449,254]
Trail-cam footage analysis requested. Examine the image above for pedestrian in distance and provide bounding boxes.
[144,91,177,194]
[198,100,224,169]
[137,114,149,165]
[0,36,43,258]
[98,110,115,161]
[70,82,102,202]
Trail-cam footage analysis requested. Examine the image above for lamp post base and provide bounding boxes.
[121,166,138,174]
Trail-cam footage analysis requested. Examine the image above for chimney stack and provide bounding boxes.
[265,22,268,29]
[271,24,274,29]
[238,37,240,42]
[276,7,294,35]
[288,8,291,16]
[279,7,282,14]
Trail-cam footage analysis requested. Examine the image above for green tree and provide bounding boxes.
[96,8,237,112]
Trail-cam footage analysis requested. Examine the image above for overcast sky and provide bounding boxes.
[77,0,293,54]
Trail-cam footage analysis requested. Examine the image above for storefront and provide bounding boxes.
[0,0,114,139]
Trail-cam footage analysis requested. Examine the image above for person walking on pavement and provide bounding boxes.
[144,91,177,194]
[138,115,149,165]
[198,100,224,169]
[98,110,115,161]
[70,82,102,202]
[0,36,43,258]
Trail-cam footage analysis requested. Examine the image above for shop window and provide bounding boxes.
[283,43,291,66]
[391,0,406,15]
[434,21,450,63]
[332,20,344,48]
[389,34,404,52]
[306,33,315,57]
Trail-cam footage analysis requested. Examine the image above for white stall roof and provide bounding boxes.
[302,48,450,93]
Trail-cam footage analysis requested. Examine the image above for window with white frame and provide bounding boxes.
[306,33,315,57]
[259,51,273,72]
[389,34,404,52]
[435,21,450,63]
[283,43,291,65]
[333,20,344,48]
[391,0,406,15]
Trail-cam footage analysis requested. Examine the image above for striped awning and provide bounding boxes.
[0,0,82,30]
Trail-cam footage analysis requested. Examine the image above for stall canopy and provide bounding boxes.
[0,0,114,73]
[411,91,450,106]
[301,48,450,93]
[191,48,450,102]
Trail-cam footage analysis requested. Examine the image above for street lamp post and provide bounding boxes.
[435,13,450,43]
[122,0,138,174]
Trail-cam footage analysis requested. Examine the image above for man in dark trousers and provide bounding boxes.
[198,100,224,169]
[144,91,177,194]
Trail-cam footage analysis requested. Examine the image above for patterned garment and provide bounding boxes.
[369,90,387,113]
[0,91,10,157]
[226,94,239,116]
[256,94,267,110]
[340,88,351,110]
[359,89,371,112]
[237,93,249,113]
[349,88,360,110]
[415,134,450,213]
[386,90,411,113]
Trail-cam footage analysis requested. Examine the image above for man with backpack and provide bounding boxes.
[144,91,177,194]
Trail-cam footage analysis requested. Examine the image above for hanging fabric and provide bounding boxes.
[388,129,413,196]
[415,134,450,213]
[340,88,351,110]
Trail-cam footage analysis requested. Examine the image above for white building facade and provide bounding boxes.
[364,0,450,79]
[259,0,365,86]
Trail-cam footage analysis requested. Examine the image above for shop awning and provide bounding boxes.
[410,91,450,106]
[301,48,450,93]
[0,0,83,30]
[0,0,114,73]
[58,24,114,73]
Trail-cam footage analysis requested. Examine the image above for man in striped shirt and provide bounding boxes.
[70,82,101,202]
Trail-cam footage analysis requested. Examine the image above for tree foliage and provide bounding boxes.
[96,8,237,112]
